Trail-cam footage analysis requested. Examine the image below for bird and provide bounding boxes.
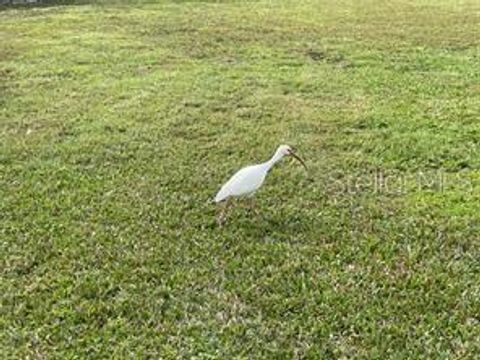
[214,144,307,224]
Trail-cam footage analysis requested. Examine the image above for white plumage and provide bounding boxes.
[214,144,307,203]
[215,164,268,202]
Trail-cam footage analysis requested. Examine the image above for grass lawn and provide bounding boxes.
[1,0,480,358]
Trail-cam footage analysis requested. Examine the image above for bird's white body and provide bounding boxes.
[214,163,269,202]
[215,145,304,203]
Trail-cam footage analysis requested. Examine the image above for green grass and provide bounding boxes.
[1,0,480,358]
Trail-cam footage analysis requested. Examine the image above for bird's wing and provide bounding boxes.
[214,165,266,202]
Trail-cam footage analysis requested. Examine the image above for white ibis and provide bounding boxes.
[214,144,307,224]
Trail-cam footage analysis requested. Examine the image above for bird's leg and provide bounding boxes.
[247,195,259,216]
[217,199,230,226]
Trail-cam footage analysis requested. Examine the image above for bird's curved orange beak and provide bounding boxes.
[289,150,307,170]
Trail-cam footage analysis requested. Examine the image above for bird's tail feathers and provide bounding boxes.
[214,187,228,203]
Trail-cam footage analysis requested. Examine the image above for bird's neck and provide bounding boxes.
[264,151,284,171]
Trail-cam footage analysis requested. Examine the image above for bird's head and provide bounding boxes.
[277,144,307,170]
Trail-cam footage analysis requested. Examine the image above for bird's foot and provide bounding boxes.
[217,214,226,227]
